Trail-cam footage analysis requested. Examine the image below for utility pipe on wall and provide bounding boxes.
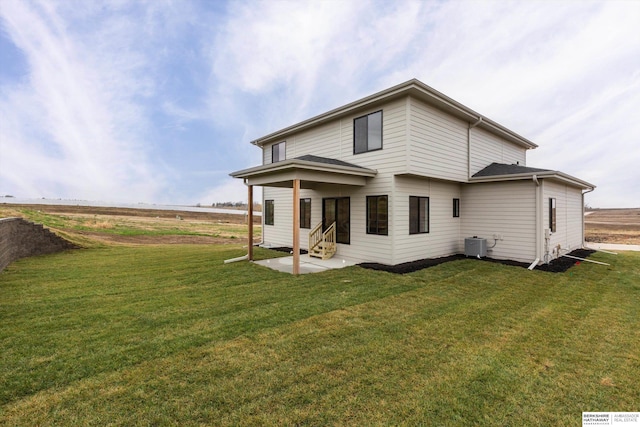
[467,116,483,179]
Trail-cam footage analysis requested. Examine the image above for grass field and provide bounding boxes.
[1,233,639,425]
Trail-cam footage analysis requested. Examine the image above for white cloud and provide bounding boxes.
[0,0,165,202]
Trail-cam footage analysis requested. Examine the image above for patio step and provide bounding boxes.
[309,242,336,260]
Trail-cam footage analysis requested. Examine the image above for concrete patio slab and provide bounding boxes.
[253,254,357,274]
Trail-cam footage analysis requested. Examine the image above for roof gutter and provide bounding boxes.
[471,170,595,189]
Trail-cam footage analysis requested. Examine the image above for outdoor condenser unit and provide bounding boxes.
[465,237,487,258]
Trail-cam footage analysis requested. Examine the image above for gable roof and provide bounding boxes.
[229,154,377,188]
[471,162,595,190]
[250,79,538,150]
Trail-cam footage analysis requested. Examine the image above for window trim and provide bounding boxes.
[271,141,285,163]
[549,197,556,233]
[264,199,274,226]
[300,198,311,229]
[366,195,388,236]
[353,110,383,155]
[453,198,460,218]
[409,196,430,234]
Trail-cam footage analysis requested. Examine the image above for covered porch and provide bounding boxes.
[230,155,377,274]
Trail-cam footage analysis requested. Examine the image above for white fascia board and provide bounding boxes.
[469,171,595,189]
[230,159,377,179]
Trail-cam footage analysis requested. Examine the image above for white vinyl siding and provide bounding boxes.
[260,99,406,264]
[470,127,526,176]
[461,181,536,263]
[543,180,584,255]
[408,97,468,181]
[262,187,292,247]
[393,177,462,264]
[270,98,407,174]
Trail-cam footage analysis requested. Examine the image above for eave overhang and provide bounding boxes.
[230,158,377,188]
[469,170,596,190]
[249,79,538,150]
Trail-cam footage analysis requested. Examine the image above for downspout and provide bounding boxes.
[224,179,259,264]
[581,187,595,248]
[468,117,483,179]
[533,174,543,268]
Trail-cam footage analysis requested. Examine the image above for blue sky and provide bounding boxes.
[1,0,638,208]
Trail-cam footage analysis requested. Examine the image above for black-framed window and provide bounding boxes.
[354,110,382,154]
[366,195,388,235]
[264,200,274,225]
[409,196,429,234]
[453,198,460,218]
[272,141,285,163]
[300,198,311,229]
[549,197,556,233]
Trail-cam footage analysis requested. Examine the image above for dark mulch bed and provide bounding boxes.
[535,248,596,273]
[359,255,466,274]
[358,249,596,275]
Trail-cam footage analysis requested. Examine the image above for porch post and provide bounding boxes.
[247,184,254,261]
[292,179,300,275]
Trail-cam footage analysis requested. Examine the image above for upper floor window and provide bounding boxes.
[409,196,429,234]
[366,195,388,235]
[354,111,382,154]
[264,200,274,225]
[272,141,285,163]
[549,198,556,232]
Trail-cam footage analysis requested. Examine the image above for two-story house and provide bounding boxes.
[230,79,595,274]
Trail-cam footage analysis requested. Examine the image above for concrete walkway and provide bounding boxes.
[585,243,640,252]
[253,254,357,274]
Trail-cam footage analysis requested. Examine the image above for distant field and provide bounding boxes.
[585,208,640,245]
[0,203,261,246]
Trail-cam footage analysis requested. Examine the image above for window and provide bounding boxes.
[272,141,285,163]
[453,198,460,218]
[367,195,388,235]
[264,200,274,225]
[409,196,429,234]
[300,198,311,229]
[354,111,382,154]
[549,197,556,233]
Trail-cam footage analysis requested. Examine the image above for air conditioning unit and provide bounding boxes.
[465,237,487,258]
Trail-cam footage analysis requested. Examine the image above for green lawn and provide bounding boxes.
[1,245,638,426]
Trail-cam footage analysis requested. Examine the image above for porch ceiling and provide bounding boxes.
[229,155,377,188]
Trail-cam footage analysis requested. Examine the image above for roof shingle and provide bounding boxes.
[472,162,552,178]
